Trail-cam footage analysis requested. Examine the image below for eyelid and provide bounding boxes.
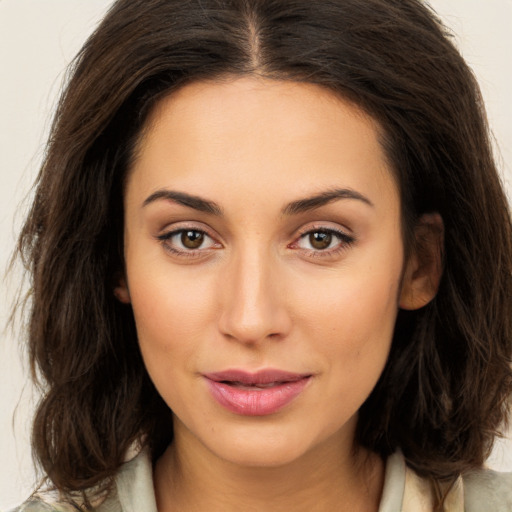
[159,229,216,247]
[156,222,223,258]
[289,223,356,256]
[154,221,355,260]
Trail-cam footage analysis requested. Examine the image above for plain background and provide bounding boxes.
[1,1,511,509]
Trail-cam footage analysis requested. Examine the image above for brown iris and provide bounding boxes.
[309,231,332,250]
[181,230,204,249]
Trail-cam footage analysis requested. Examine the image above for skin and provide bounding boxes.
[118,76,441,512]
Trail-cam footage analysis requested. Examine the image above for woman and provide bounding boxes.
[12,0,512,510]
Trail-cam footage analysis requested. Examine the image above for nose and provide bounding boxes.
[217,247,292,345]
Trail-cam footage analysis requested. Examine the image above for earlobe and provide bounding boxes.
[399,213,444,311]
[114,277,131,304]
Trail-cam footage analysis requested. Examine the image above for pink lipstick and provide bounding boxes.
[203,369,311,416]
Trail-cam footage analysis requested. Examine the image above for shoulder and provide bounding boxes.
[6,445,148,512]
[382,451,512,512]
[6,498,79,512]
[463,468,512,512]
[8,490,121,512]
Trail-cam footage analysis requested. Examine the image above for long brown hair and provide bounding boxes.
[17,0,512,500]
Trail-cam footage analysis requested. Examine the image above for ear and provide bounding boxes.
[399,213,444,311]
[114,275,131,304]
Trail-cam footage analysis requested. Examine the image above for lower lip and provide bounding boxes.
[205,377,310,416]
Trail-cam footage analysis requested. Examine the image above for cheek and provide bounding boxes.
[126,266,222,420]
[293,255,402,380]
[126,261,219,368]
[299,263,400,335]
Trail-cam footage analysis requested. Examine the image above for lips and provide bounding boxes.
[203,369,312,416]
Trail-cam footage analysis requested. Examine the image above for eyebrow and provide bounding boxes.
[142,187,373,216]
[282,188,374,215]
[143,190,223,215]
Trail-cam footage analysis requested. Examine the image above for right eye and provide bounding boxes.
[157,228,219,256]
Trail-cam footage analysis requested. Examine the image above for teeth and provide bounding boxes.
[228,381,282,389]
[254,382,279,389]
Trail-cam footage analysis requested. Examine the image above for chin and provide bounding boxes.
[200,420,340,469]
[215,438,311,468]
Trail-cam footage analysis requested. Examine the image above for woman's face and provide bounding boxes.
[121,77,407,468]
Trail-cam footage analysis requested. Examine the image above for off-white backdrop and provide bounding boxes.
[1,1,511,509]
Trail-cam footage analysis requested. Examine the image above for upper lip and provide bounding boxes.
[203,369,311,385]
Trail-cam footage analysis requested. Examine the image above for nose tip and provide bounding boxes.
[217,256,291,345]
[219,303,289,344]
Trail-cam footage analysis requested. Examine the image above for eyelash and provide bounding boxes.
[292,226,355,258]
[156,225,355,259]
[156,227,219,258]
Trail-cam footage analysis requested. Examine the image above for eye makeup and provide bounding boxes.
[155,221,356,262]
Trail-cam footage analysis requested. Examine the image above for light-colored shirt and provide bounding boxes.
[9,449,512,511]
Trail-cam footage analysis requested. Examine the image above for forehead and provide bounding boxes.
[127,77,399,217]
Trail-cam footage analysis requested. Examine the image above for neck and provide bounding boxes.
[154,428,384,512]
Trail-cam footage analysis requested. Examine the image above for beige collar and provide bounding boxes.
[379,451,464,512]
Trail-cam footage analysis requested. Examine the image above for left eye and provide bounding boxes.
[296,229,350,251]
[160,229,216,250]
